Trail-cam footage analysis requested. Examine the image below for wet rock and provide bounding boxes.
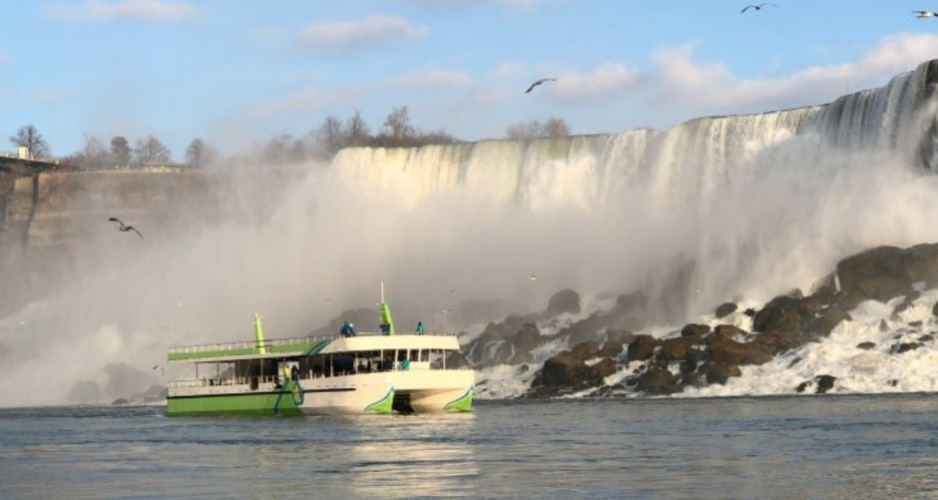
[703,362,741,385]
[605,329,635,344]
[599,339,624,358]
[590,358,618,379]
[634,365,680,395]
[856,342,877,350]
[533,353,587,390]
[754,330,806,355]
[933,300,938,317]
[508,323,540,364]
[627,335,656,362]
[743,308,757,317]
[879,319,890,333]
[709,335,773,366]
[659,337,698,362]
[795,381,810,393]
[908,320,923,328]
[712,324,748,341]
[788,356,802,368]
[836,246,915,303]
[715,303,738,319]
[570,341,599,360]
[815,375,836,394]
[891,342,922,354]
[753,296,803,333]
[546,289,581,317]
[111,398,130,406]
[892,301,914,320]
[680,323,710,338]
[919,334,934,343]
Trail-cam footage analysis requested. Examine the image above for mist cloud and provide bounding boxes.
[298,15,429,51]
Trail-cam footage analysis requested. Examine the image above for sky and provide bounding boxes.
[1,0,938,159]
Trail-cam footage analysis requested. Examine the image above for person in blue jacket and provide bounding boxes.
[340,321,356,337]
[416,321,425,335]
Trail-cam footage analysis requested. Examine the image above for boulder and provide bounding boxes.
[589,358,618,380]
[546,289,581,317]
[680,323,710,338]
[703,362,742,385]
[605,329,635,344]
[600,340,624,358]
[570,341,600,361]
[712,324,748,341]
[815,375,836,394]
[658,337,698,362]
[535,353,587,390]
[856,342,876,350]
[508,323,540,364]
[891,342,922,354]
[634,365,680,395]
[709,335,773,366]
[627,335,656,362]
[752,296,803,333]
[714,303,738,319]
[933,300,938,317]
[753,330,805,355]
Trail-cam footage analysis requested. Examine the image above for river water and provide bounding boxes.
[1,394,936,499]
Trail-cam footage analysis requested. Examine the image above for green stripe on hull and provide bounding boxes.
[364,387,394,414]
[167,392,301,416]
[443,386,474,413]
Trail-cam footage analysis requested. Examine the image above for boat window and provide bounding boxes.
[409,349,419,361]
[420,349,429,362]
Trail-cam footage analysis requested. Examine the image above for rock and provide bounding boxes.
[535,353,587,390]
[752,296,803,333]
[658,337,698,362]
[709,335,773,366]
[891,342,922,354]
[627,335,656,362]
[703,362,741,385]
[589,358,618,379]
[600,340,624,358]
[570,341,600,360]
[443,351,470,369]
[857,342,877,350]
[879,319,890,333]
[807,306,851,339]
[933,300,938,317]
[546,289,581,317]
[112,398,130,405]
[743,308,757,317]
[836,246,915,302]
[508,323,540,364]
[795,381,810,393]
[919,334,934,343]
[518,364,530,374]
[892,301,914,319]
[712,324,748,341]
[754,330,805,355]
[715,302,738,319]
[634,365,680,395]
[788,357,802,368]
[908,320,923,328]
[815,375,836,394]
[680,323,710,338]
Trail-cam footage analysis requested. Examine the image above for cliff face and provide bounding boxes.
[0,168,307,316]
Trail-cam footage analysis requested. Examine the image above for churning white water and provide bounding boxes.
[1,61,938,406]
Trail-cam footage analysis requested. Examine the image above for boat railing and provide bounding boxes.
[169,331,459,355]
[168,362,465,389]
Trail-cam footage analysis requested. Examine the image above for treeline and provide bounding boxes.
[7,107,572,170]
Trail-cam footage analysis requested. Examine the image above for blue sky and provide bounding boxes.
[1,0,937,158]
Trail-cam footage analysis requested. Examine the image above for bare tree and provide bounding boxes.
[319,115,346,157]
[133,136,172,165]
[382,105,415,144]
[185,138,216,168]
[544,118,570,137]
[69,134,111,170]
[110,136,131,167]
[9,124,51,159]
[506,117,571,140]
[263,133,307,164]
[345,110,371,147]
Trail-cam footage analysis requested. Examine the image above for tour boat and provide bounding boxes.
[165,289,475,416]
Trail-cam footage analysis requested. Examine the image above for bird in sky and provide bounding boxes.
[741,3,777,13]
[525,78,557,94]
[152,365,164,376]
[108,217,143,239]
[913,10,938,18]
[529,274,538,281]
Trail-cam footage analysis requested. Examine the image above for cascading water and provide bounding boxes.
[2,61,938,406]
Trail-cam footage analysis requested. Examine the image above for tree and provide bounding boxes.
[69,134,111,170]
[263,133,307,164]
[9,124,51,159]
[506,117,571,140]
[319,115,346,156]
[382,105,415,144]
[133,136,171,165]
[345,110,371,147]
[110,136,131,167]
[184,138,216,168]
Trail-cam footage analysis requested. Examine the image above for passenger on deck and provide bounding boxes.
[340,321,356,337]
[380,322,390,335]
[416,321,425,335]
[291,365,300,381]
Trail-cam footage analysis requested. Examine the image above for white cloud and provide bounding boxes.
[548,63,643,102]
[298,15,428,51]
[44,0,198,22]
[649,33,938,112]
[388,70,473,90]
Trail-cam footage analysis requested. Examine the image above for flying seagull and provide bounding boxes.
[108,217,143,239]
[529,274,538,281]
[525,78,557,94]
[913,10,938,18]
[741,3,777,13]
